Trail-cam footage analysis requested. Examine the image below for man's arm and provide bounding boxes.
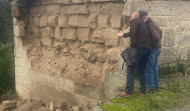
[129,19,138,46]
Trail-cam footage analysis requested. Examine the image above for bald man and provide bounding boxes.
[117,11,150,98]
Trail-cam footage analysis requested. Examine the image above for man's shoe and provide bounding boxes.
[134,90,146,97]
[154,87,160,92]
[147,89,155,93]
[118,91,132,99]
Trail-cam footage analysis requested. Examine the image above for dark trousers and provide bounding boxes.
[136,46,149,93]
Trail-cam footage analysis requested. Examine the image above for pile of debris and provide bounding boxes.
[0,99,102,111]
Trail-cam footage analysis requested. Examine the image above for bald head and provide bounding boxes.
[130,12,139,21]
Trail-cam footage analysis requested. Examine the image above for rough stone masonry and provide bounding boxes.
[11,0,190,109]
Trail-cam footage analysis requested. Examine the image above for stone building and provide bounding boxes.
[11,0,190,109]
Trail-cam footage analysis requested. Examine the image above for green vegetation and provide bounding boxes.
[0,0,13,43]
[0,0,15,102]
[0,43,15,102]
[101,76,190,111]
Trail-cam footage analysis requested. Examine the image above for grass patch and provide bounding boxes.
[101,77,190,111]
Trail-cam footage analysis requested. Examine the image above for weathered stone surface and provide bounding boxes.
[110,15,122,28]
[77,28,90,41]
[163,28,177,47]
[1,100,17,110]
[106,48,121,63]
[68,15,79,27]
[176,32,190,46]
[47,5,61,15]
[16,85,30,99]
[41,0,53,5]
[48,16,58,27]
[98,15,109,28]
[12,6,21,17]
[14,25,25,37]
[72,0,83,4]
[61,5,88,15]
[89,13,98,29]
[33,16,40,27]
[53,0,71,4]
[30,6,42,16]
[78,16,89,27]
[14,47,28,59]
[15,57,31,69]
[153,17,168,27]
[42,49,55,58]
[92,29,105,43]
[159,46,179,64]
[104,72,126,98]
[150,1,178,16]
[40,15,48,27]
[88,3,101,13]
[58,15,68,27]
[14,37,23,48]
[41,37,52,46]
[55,27,62,39]
[62,28,77,40]
[40,27,55,38]
[104,28,118,47]
[100,3,124,16]
[74,82,102,99]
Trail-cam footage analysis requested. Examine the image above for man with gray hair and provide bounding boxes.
[138,10,162,93]
[117,11,150,98]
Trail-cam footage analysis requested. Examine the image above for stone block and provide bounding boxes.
[62,28,77,40]
[42,48,55,58]
[176,32,190,46]
[158,46,179,65]
[92,29,105,43]
[104,28,118,47]
[1,100,17,111]
[15,57,31,69]
[110,15,122,28]
[40,15,48,27]
[150,1,178,16]
[72,0,83,4]
[47,5,61,15]
[88,4,101,13]
[41,37,52,46]
[77,28,90,41]
[16,85,30,99]
[104,72,126,98]
[42,0,53,5]
[58,15,68,27]
[153,17,168,27]
[98,15,109,28]
[37,83,77,105]
[15,66,29,78]
[33,16,40,27]
[78,16,89,27]
[40,27,55,37]
[14,37,23,48]
[61,5,88,15]
[14,25,25,37]
[56,78,74,92]
[14,47,27,59]
[89,13,98,29]
[91,0,120,2]
[48,16,58,27]
[12,6,21,17]
[106,47,121,63]
[74,82,102,99]
[55,27,62,39]
[68,15,79,27]
[163,28,177,47]
[30,6,42,16]
[53,0,71,4]
[100,3,124,16]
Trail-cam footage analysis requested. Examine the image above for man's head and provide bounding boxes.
[138,10,148,21]
[130,12,139,21]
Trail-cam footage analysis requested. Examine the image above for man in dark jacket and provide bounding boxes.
[139,10,162,92]
[117,11,150,97]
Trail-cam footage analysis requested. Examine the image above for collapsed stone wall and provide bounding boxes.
[13,0,128,108]
[12,0,190,109]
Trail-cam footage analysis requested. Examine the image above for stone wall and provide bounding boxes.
[12,0,190,109]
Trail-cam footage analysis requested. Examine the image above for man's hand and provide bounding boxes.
[117,30,123,37]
